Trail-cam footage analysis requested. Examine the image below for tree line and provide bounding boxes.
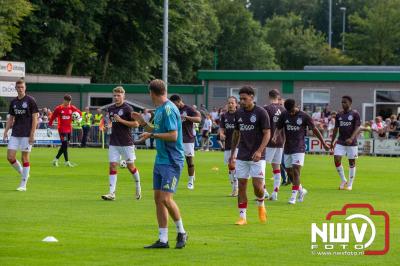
[1,0,400,84]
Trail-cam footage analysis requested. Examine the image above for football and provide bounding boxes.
[72,111,81,121]
[119,160,127,168]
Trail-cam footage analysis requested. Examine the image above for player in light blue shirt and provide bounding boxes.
[132,79,187,249]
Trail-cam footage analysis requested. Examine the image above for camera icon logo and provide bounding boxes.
[311,203,389,256]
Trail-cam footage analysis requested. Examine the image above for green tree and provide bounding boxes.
[166,0,220,83]
[94,0,162,83]
[213,0,278,70]
[9,0,106,76]
[265,13,350,69]
[346,0,400,65]
[0,0,32,58]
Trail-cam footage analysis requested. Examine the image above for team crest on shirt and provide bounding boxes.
[338,117,342,121]
[296,118,303,125]
[348,114,353,121]
[22,102,27,108]
[225,118,228,122]
[250,115,256,123]
[182,111,187,116]
[118,109,123,116]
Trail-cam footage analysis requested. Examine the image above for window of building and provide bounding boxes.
[212,87,228,98]
[302,89,330,114]
[375,89,400,119]
[88,93,113,108]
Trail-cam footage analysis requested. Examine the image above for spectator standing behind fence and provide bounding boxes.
[72,115,82,143]
[371,116,386,139]
[81,107,93,147]
[201,114,212,151]
[93,108,103,143]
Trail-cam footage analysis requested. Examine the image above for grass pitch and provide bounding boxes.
[0,147,399,265]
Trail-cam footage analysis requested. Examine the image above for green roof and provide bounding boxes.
[26,83,203,94]
[197,70,400,82]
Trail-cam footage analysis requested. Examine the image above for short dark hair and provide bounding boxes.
[64,94,72,102]
[169,94,182,102]
[342,95,352,103]
[269,89,280,99]
[284,98,296,111]
[149,79,166,96]
[239,85,255,96]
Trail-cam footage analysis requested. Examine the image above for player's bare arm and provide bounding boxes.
[131,112,154,132]
[29,112,39,144]
[139,130,177,142]
[229,129,240,165]
[313,128,330,151]
[271,127,282,144]
[346,126,362,145]
[252,128,271,162]
[113,114,139,128]
[183,111,201,123]
[219,127,226,141]
[3,115,15,141]
[330,127,339,150]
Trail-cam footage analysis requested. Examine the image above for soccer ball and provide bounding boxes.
[72,111,81,121]
[120,160,127,168]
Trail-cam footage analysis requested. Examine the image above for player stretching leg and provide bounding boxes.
[101,86,141,201]
[134,79,187,249]
[3,79,39,191]
[170,95,201,190]
[331,96,361,191]
[272,99,329,204]
[229,86,271,225]
[49,94,81,167]
[219,96,239,196]
[264,89,285,201]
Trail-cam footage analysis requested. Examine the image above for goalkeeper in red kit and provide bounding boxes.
[48,94,81,167]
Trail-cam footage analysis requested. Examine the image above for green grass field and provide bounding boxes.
[0,147,399,265]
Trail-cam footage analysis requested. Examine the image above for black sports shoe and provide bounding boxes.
[144,240,169,249]
[175,232,188,249]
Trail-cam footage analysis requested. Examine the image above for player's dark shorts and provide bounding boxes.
[59,132,71,142]
[153,164,183,193]
[202,130,209,138]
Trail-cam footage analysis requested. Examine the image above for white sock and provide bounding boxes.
[239,208,247,219]
[256,197,264,207]
[20,163,30,187]
[11,160,22,174]
[159,228,168,243]
[233,178,238,190]
[273,171,281,192]
[109,174,117,194]
[188,176,195,183]
[131,168,140,184]
[174,219,186,234]
[348,166,356,186]
[291,190,298,199]
[336,164,347,182]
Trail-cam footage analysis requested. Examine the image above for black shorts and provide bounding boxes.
[59,133,71,142]
[202,130,209,138]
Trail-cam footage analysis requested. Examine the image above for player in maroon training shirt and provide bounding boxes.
[170,95,201,190]
[229,86,271,225]
[101,86,142,201]
[49,94,81,167]
[264,89,286,201]
[331,95,361,191]
[3,79,39,191]
[273,99,329,205]
[219,96,238,196]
